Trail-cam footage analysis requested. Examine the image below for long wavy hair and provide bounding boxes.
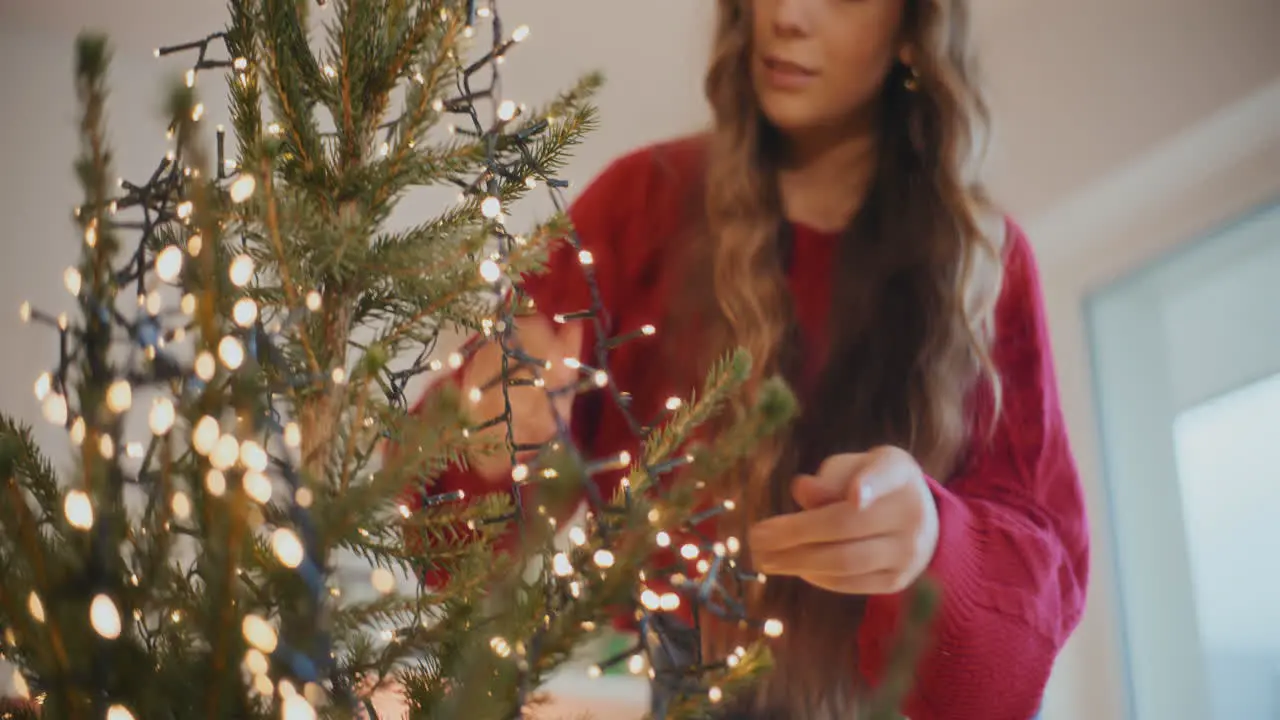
[681,0,1008,716]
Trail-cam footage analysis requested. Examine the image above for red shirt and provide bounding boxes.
[411,137,1090,720]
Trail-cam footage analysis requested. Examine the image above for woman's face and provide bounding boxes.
[751,0,909,135]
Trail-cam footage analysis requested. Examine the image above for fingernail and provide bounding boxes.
[858,483,875,510]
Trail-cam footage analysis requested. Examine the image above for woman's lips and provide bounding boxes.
[761,55,818,90]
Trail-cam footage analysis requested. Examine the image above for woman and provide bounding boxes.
[408,0,1089,717]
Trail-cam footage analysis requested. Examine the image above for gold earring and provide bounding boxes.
[903,65,920,92]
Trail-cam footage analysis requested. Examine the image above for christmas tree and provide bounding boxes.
[0,1,941,718]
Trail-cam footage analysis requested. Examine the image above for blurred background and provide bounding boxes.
[1,0,1278,718]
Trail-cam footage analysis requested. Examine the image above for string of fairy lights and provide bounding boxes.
[11,1,780,717]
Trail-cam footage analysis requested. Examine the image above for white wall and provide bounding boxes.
[1034,79,1280,720]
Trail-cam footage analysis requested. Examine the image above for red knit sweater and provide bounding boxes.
[410,137,1090,720]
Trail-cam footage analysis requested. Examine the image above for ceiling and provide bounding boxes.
[3,0,1278,243]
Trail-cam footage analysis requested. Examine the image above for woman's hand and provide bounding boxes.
[747,446,939,595]
[461,314,584,482]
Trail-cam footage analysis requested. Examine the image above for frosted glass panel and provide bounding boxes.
[1173,372,1280,719]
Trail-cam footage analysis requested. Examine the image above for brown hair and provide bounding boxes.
[683,0,1007,715]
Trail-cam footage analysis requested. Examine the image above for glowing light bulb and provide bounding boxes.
[479,258,501,283]
[98,434,115,459]
[640,589,661,611]
[230,174,256,203]
[568,526,587,547]
[195,351,216,380]
[27,592,45,623]
[659,593,681,612]
[680,543,699,560]
[205,469,227,496]
[587,665,602,679]
[218,336,245,369]
[181,293,197,315]
[244,648,268,675]
[241,614,278,653]
[90,594,122,639]
[295,487,313,507]
[593,549,615,568]
[148,397,175,435]
[282,695,317,720]
[284,422,301,448]
[240,440,268,472]
[234,57,248,70]
[230,298,258,327]
[371,567,396,594]
[763,618,784,638]
[33,372,51,401]
[480,196,501,219]
[243,471,272,503]
[629,654,645,674]
[63,267,82,296]
[229,254,254,286]
[665,396,682,411]
[578,250,594,265]
[272,528,304,568]
[489,636,511,657]
[177,201,194,219]
[192,416,219,455]
[64,489,94,530]
[191,102,205,121]
[306,291,322,311]
[19,301,32,323]
[106,380,132,413]
[211,434,240,471]
[184,69,196,87]
[655,531,671,548]
[42,393,68,425]
[106,705,136,720]
[552,553,574,577]
[171,491,191,520]
[497,100,516,121]
[156,246,184,282]
[709,686,723,703]
[512,25,530,42]
[69,418,85,445]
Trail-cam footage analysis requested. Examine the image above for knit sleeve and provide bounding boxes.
[856,220,1091,719]
[399,149,653,586]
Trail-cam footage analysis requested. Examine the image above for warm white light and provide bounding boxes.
[192,351,215,381]
[655,531,671,548]
[106,705,136,720]
[629,654,645,674]
[156,246,184,283]
[177,201,194,219]
[205,469,227,496]
[229,297,258,327]
[593,370,608,388]
[578,250,594,266]
[512,25,530,42]
[234,57,248,70]
[42,393,68,425]
[587,665,602,679]
[69,418,86,445]
[489,636,511,658]
[64,267,82,296]
[680,543,699,560]
[240,440,268,472]
[192,416,220,455]
[479,258,501,283]
[181,293,198,315]
[244,648,268,675]
[593,549,615,569]
[19,301,32,323]
[90,594,122,639]
[552,553,574,577]
[244,471,272,503]
[709,686,723,703]
[323,64,337,78]
[763,618,784,638]
[230,174,256,203]
[33,373,51,401]
[10,669,29,700]
[696,558,711,574]
[272,528,305,568]
[659,593,680,612]
[284,422,301,448]
[229,254,254,286]
[171,491,192,520]
[282,694,317,720]
[640,589,661,611]
[497,100,516,121]
[568,526,587,547]
[98,434,115,459]
[665,397,682,411]
[146,290,163,315]
[184,69,196,87]
[191,103,205,121]
[219,336,245,369]
[295,487,313,507]
[27,592,45,623]
[106,380,132,413]
[148,397,176,435]
[727,536,741,555]
[210,434,240,471]
[242,614,278,653]
[306,291,322,311]
[480,196,501,219]
[64,489,94,530]
[371,567,396,595]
